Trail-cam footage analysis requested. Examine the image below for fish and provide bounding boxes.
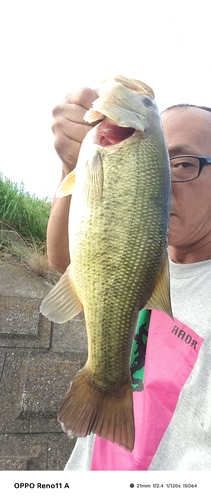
[40,75,172,452]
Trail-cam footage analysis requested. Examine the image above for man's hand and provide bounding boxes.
[47,87,98,273]
[52,87,98,172]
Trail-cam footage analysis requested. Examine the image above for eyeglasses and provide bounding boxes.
[170,155,211,183]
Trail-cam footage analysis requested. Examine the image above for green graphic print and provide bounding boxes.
[130,309,151,392]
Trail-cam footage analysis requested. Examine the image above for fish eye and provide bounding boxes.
[142,96,152,106]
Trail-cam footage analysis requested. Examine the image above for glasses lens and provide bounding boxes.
[170,156,200,182]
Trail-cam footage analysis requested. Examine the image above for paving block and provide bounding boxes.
[51,311,88,354]
[0,349,87,433]
[0,262,52,299]
[0,433,75,470]
[0,297,51,348]
[0,262,88,470]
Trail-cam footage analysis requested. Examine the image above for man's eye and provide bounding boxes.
[173,162,194,169]
[180,162,193,168]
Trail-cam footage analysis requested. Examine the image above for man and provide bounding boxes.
[47,87,211,470]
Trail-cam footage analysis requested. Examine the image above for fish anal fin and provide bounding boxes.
[145,252,173,318]
[56,169,76,198]
[40,265,83,324]
[58,368,135,452]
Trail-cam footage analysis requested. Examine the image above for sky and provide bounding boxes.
[0,0,211,200]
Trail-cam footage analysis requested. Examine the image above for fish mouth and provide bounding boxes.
[97,118,136,146]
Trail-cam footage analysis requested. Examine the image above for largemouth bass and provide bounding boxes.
[40,75,172,452]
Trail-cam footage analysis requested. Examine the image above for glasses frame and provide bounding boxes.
[170,155,211,183]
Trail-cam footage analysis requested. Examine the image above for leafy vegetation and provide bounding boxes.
[0,172,51,243]
[0,173,54,278]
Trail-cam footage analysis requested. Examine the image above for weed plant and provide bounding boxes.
[0,173,54,278]
[0,172,51,243]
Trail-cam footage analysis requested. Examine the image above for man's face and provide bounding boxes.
[161,107,211,258]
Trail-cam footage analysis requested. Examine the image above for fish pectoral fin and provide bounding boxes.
[56,169,76,198]
[40,265,83,323]
[86,151,104,205]
[145,252,173,318]
[58,368,135,452]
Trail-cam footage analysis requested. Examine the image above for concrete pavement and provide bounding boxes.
[0,261,87,470]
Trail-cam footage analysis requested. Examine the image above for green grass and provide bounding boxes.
[0,172,51,243]
[0,173,54,278]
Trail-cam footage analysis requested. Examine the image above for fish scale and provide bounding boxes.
[67,139,166,383]
[40,75,172,451]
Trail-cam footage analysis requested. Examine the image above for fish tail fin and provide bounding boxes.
[58,368,135,452]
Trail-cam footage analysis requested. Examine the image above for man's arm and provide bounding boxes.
[47,88,98,273]
[47,164,71,273]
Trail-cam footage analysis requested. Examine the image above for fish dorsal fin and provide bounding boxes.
[56,169,76,198]
[40,265,83,323]
[145,252,173,319]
